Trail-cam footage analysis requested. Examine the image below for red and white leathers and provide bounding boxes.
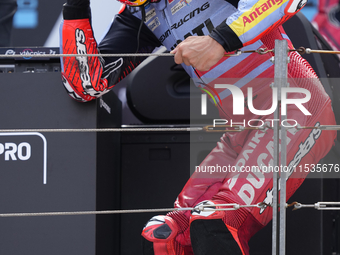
[59,0,337,254]
[312,0,340,51]
[141,26,337,255]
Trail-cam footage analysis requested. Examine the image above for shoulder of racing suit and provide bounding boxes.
[213,0,307,51]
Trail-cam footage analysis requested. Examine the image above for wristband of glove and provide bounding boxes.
[63,3,91,20]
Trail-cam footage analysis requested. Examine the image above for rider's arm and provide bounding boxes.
[60,2,161,102]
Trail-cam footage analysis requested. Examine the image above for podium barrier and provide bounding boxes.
[0,35,339,255]
[0,72,121,255]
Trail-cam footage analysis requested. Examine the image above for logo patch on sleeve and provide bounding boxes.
[148,17,161,31]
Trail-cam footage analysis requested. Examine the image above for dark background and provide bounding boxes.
[11,0,65,47]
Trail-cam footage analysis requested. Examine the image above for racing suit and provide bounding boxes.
[312,0,340,51]
[60,0,337,253]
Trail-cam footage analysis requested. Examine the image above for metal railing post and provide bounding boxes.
[272,39,289,255]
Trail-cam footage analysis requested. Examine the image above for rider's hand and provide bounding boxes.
[170,36,225,72]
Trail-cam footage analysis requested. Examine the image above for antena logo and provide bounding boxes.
[201,84,311,116]
[242,0,284,26]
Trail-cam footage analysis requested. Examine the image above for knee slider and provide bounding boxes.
[142,215,178,242]
[142,215,179,255]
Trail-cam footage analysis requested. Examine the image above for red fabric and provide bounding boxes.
[167,27,337,255]
[61,19,112,102]
[141,216,193,255]
[312,0,340,51]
